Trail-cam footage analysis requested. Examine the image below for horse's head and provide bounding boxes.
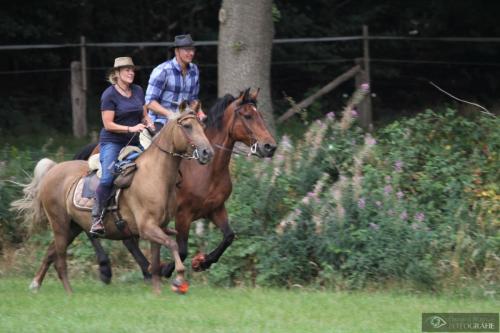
[170,109,214,164]
[227,88,277,158]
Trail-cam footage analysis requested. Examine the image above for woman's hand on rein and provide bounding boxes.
[129,123,146,133]
[142,118,155,131]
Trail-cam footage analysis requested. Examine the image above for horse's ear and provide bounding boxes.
[236,90,245,103]
[250,88,260,100]
[242,88,251,102]
[190,100,200,112]
[179,100,188,112]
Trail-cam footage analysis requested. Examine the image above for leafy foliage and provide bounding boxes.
[193,105,499,292]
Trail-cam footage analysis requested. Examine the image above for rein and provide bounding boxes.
[151,115,201,160]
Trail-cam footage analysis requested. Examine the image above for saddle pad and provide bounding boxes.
[73,173,99,211]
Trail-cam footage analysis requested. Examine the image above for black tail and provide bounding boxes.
[73,143,98,160]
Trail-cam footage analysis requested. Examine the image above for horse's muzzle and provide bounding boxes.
[196,146,214,165]
[255,142,277,158]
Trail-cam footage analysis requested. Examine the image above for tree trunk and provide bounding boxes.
[217,0,275,132]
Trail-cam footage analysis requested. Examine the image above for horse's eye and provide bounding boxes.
[183,123,192,130]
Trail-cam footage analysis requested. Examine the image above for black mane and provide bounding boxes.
[206,88,257,129]
[206,94,235,129]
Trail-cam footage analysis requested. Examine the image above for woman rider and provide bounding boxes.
[90,57,154,236]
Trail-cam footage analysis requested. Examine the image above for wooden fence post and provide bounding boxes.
[71,61,87,138]
[356,25,373,132]
[80,35,87,91]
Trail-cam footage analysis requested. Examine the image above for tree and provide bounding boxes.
[217,0,276,132]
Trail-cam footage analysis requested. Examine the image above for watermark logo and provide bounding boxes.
[428,316,447,329]
[422,313,499,332]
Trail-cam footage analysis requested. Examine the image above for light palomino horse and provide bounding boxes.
[12,110,213,294]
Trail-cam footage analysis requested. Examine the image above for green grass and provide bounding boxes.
[0,278,497,333]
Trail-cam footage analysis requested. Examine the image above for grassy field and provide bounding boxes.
[0,278,498,333]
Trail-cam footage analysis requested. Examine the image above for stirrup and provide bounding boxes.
[89,219,105,237]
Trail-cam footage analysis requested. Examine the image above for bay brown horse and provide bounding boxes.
[12,110,213,294]
[78,88,277,282]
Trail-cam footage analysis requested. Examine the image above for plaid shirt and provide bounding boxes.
[145,57,200,124]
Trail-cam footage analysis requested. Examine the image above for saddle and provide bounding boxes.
[74,145,143,209]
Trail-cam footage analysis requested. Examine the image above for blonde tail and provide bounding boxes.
[10,158,57,234]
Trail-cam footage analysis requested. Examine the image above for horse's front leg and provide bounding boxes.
[122,237,152,281]
[160,215,190,278]
[139,222,188,294]
[193,206,235,272]
[86,232,113,284]
[150,242,162,294]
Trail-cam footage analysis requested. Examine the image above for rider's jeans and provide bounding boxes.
[99,142,123,186]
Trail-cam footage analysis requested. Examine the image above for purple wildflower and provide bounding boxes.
[351,109,359,118]
[415,212,425,222]
[384,185,393,196]
[400,211,408,221]
[357,198,366,209]
[366,137,377,146]
[394,160,404,173]
[326,112,335,120]
[397,191,404,200]
[361,83,370,92]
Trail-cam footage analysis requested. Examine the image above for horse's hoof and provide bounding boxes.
[191,253,206,272]
[143,272,152,282]
[160,263,174,278]
[99,272,112,284]
[99,265,112,284]
[171,279,189,294]
[29,280,40,293]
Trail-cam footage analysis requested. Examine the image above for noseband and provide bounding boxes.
[152,114,202,160]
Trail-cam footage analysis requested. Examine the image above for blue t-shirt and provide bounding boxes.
[99,84,144,145]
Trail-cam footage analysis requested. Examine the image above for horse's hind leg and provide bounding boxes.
[52,221,82,294]
[30,241,57,292]
[30,221,82,292]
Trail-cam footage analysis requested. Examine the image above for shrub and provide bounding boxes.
[194,101,499,291]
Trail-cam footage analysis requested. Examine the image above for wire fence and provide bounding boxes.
[1,31,499,137]
[2,35,500,74]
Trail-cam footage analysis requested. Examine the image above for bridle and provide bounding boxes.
[214,102,262,156]
[151,114,202,160]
